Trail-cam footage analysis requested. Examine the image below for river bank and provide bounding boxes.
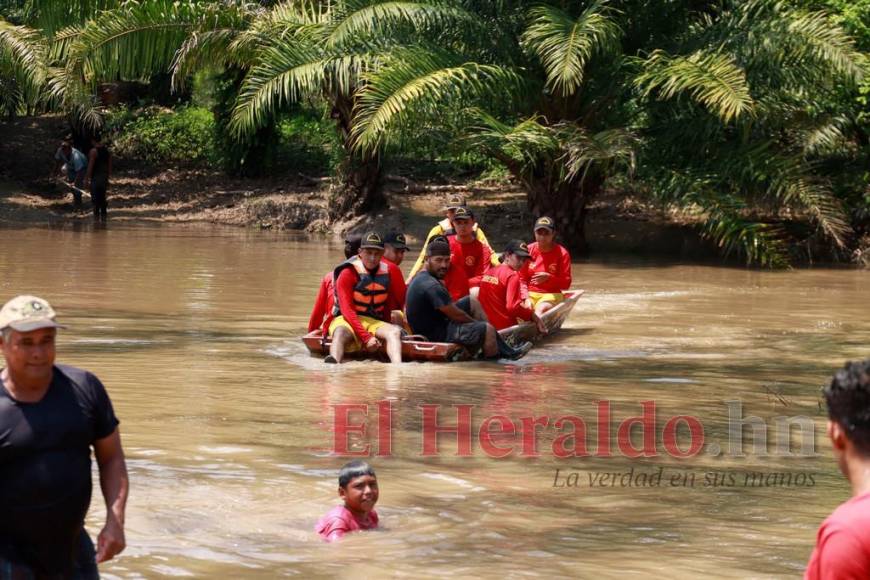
[4,115,860,264]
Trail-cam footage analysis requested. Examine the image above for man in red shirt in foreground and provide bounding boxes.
[478,240,547,334]
[308,234,362,333]
[520,216,572,315]
[805,359,870,579]
[326,232,406,364]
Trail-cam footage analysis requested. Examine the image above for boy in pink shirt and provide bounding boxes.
[806,359,870,579]
[316,461,379,542]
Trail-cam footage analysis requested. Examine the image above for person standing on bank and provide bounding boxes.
[53,137,88,210]
[805,359,870,579]
[86,133,111,221]
[0,295,128,578]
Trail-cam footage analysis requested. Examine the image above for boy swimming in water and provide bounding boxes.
[316,460,379,542]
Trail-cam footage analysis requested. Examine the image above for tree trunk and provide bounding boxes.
[327,94,386,222]
[525,173,603,255]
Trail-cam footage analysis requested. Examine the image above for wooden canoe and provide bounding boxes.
[302,289,584,363]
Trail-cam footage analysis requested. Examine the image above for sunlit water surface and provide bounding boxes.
[1,223,867,578]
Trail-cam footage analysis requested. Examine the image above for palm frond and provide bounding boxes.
[522,1,621,97]
[0,19,48,86]
[635,49,754,123]
[351,48,522,153]
[65,0,243,85]
[231,41,379,135]
[654,169,790,267]
[328,1,476,48]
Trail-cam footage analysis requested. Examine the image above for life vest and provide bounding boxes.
[332,256,391,319]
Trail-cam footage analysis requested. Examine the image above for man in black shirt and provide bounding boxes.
[0,295,128,578]
[406,238,498,357]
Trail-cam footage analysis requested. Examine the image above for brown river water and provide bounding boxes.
[1,223,867,578]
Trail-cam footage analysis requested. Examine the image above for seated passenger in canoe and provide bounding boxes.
[519,216,572,315]
[478,240,548,334]
[383,232,409,267]
[446,206,493,284]
[308,234,362,333]
[326,231,406,364]
[405,237,498,358]
[316,460,379,542]
[407,194,497,281]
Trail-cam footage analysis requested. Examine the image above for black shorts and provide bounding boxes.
[445,320,487,347]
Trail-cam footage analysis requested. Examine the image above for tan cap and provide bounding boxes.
[443,194,467,211]
[0,295,66,332]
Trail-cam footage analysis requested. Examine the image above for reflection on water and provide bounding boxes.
[1,223,867,578]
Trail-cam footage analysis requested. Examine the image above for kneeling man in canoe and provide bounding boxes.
[478,240,548,334]
[326,232,406,364]
[406,237,499,358]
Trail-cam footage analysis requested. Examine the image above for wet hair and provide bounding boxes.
[344,234,362,259]
[338,460,376,488]
[824,359,870,455]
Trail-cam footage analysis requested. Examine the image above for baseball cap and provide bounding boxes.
[0,295,66,332]
[534,216,555,231]
[384,232,410,251]
[426,237,451,257]
[504,239,531,259]
[359,231,385,250]
[443,195,467,211]
[452,206,473,221]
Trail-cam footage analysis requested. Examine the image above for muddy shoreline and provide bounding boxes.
[0,115,766,262]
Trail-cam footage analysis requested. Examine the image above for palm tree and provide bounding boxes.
[351,0,866,265]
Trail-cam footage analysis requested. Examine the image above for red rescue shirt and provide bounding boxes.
[520,242,572,293]
[478,263,533,330]
[308,272,335,332]
[448,235,492,282]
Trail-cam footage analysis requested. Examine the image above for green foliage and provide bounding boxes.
[107,105,217,165]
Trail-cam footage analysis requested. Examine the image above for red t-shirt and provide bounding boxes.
[805,492,870,579]
[520,242,572,293]
[335,262,406,343]
[308,272,334,332]
[315,505,379,542]
[448,235,492,281]
[477,263,533,330]
[444,264,470,302]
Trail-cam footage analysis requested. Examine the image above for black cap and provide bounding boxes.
[426,238,451,257]
[384,232,410,251]
[359,231,384,250]
[534,216,555,231]
[452,206,472,221]
[443,194,467,211]
[504,239,531,258]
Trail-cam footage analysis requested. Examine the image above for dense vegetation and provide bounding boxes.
[1,0,868,266]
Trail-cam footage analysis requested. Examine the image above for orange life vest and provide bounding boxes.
[332,257,391,320]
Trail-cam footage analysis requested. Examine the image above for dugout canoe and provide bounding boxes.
[301,289,584,363]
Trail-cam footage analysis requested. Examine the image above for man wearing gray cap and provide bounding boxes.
[0,296,128,578]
